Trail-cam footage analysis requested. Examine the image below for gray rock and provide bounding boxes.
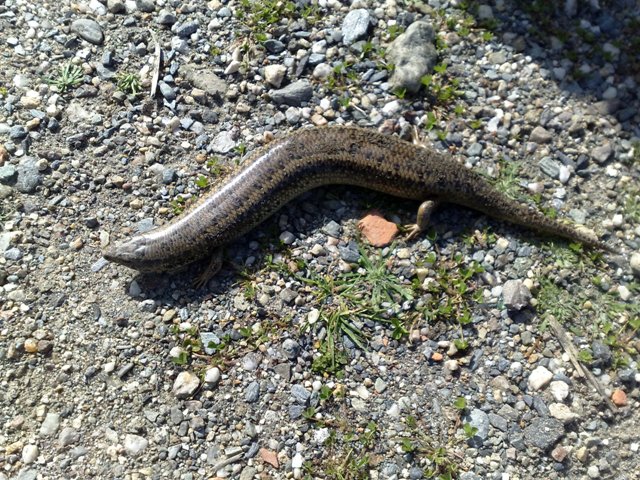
[539,157,561,179]
[14,469,37,480]
[210,130,236,153]
[269,80,313,106]
[9,125,27,140]
[502,279,532,310]
[291,384,311,404]
[466,142,483,157]
[172,371,200,399]
[107,0,125,13]
[136,0,155,12]
[39,412,61,437]
[386,21,437,93]
[58,427,80,447]
[282,338,300,359]
[591,142,613,164]
[124,434,148,456]
[181,65,227,99]
[630,253,640,278]
[201,332,221,354]
[524,417,564,450]
[70,19,104,45]
[245,381,260,402]
[341,9,371,45]
[264,39,286,54]
[161,168,177,184]
[217,6,232,17]
[158,81,176,101]
[0,165,17,184]
[488,413,508,431]
[321,220,341,237]
[157,9,177,25]
[530,126,553,143]
[465,408,490,446]
[16,157,41,193]
[338,242,360,263]
[591,339,612,365]
[240,466,257,480]
[174,21,198,38]
[204,367,221,385]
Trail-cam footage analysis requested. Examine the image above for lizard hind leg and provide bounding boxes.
[193,248,223,289]
[404,200,439,241]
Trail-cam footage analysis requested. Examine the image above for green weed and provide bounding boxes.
[48,63,84,93]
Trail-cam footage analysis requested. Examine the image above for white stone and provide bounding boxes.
[528,366,553,391]
[224,60,241,75]
[264,64,287,88]
[205,367,221,385]
[172,371,200,399]
[292,452,304,469]
[549,380,570,402]
[549,403,579,423]
[124,434,148,457]
[618,285,631,301]
[22,444,38,464]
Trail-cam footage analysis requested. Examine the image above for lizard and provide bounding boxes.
[102,126,614,285]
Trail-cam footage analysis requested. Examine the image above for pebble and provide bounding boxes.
[630,253,640,278]
[386,21,437,93]
[264,64,287,88]
[528,366,553,391]
[172,371,200,399]
[269,80,313,106]
[549,380,570,402]
[502,279,532,310]
[549,403,579,423]
[341,9,370,45]
[123,434,148,457]
[70,19,105,45]
[611,389,627,406]
[204,367,221,385]
[530,126,553,144]
[58,427,80,447]
[465,409,490,445]
[39,412,61,437]
[591,143,613,164]
[357,212,398,247]
[15,157,41,193]
[523,417,564,450]
[245,381,260,403]
[21,444,38,464]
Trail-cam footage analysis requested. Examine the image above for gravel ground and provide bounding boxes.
[1,0,639,479]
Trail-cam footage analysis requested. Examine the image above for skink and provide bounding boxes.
[103,126,612,281]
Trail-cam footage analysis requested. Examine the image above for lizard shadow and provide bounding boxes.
[127,184,575,306]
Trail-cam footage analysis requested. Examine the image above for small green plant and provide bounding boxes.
[47,63,84,93]
[462,422,478,439]
[491,159,524,201]
[237,0,298,43]
[469,119,483,129]
[235,143,247,156]
[117,72,141,95]
[0,86,8,97]
[170,196,186,214]
[453,397,467,410]
[206,156,226,176]
[386,24,405,41]
[195,174,209,189]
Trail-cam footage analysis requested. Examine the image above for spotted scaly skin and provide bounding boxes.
[103,126,612,273]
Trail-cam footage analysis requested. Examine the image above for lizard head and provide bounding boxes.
[102,235,157,272]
